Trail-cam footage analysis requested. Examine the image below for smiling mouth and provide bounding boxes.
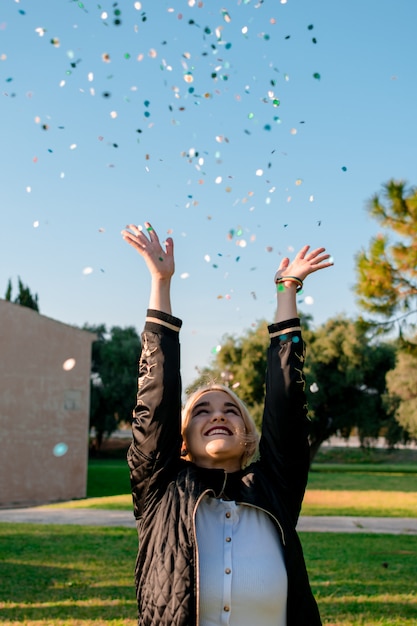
[204,427,233,437]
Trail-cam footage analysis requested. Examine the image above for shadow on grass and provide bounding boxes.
[0,523,137,623]
[303,532,417,624]
[0,562,136,621]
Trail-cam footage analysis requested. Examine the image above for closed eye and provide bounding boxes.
[192,408,209,418]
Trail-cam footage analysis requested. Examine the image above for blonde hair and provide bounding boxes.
[181,384,260,468]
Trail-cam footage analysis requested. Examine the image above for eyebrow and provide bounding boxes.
[191,400,240,413]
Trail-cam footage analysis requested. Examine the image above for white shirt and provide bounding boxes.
[195,497,288,626]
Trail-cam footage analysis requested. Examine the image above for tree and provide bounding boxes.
[4,277,39,311]
[84,324,141,450]
[354,179,417,443]
[384,349,417,441]
[188,315,397,461]
[187,320,271,430]
[355,179,417,347]
[303,317,396,459]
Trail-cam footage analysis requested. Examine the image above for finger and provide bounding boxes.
[297,245,311,259]
[307,247,327,260]
[122,225,148,246]
[121,230,147,252]
[311,253,332,265]
[164,236,174,257]
[124,224,145,237]
[273,257,289,282]
[144,221,159,243]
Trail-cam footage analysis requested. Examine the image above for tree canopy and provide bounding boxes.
[187,315,399,460]
[84,324,141,447]
[354,179,417,444]
[303,317,397,457]
[355,179,417,341]
[384,349,417,440]
[5,277,39,312]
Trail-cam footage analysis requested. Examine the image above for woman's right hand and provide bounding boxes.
[121,222,175,281]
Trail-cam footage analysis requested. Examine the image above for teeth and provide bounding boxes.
[207,428,230,436]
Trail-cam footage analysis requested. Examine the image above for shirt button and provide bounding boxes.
[225,512,231,518]
[225,537,231,542]
[225,568,231,574]
[224,606,230,612]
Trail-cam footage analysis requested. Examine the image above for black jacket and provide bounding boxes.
[128,309,322,625]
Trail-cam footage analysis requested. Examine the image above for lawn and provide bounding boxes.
[0,523,416,626]
[77,453,417,517]
[2,447,416,625]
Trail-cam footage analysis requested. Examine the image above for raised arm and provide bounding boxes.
[121,222,175,313]
[121,223,182,519]
[273,245,333,322]
[260,246,333,522]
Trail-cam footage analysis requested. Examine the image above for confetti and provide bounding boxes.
[53,443,68,457]
[63,358,76,371]
[310,382,319,393]
[221,9,231,23]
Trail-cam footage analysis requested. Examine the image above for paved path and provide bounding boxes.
[0,507,416,534]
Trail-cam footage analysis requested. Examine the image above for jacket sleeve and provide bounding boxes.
[127,309,183,519]
[258,317,311,523]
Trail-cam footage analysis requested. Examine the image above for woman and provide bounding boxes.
[121,222,333,626]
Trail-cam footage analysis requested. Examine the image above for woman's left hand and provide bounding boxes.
[274,245,333,285]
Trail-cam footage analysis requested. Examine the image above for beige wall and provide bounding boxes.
[0,300,95,507]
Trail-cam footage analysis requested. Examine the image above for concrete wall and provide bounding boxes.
[0,300,95,507]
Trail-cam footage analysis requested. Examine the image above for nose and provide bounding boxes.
[211,411,225,422]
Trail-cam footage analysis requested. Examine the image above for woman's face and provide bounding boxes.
[183,390,247,472]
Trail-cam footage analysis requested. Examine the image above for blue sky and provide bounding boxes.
[1,0,417,387]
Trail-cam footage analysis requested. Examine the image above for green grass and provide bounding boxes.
[87,452,417,499]
[87,460,131,498]
[304,532,417,625]
[0,523,137,626]
[2,447,416,624]
[313,446,417,466]
[0,523,416,625]
[307,468,417,492]
[81,453,417,517]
